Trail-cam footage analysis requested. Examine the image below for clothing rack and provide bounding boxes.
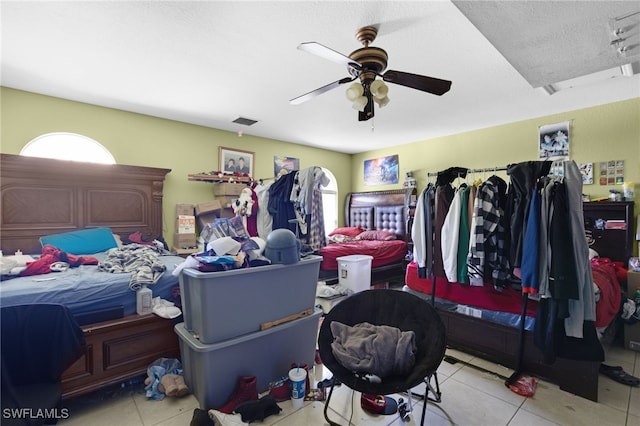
[424,164,527,389]
[426,166,508,178]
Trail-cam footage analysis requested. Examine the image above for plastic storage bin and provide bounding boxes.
[179,255,321,344]
[337,254,373,293]
[176,309,321,409]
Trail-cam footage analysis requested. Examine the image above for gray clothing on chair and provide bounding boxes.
[330,321,416,378]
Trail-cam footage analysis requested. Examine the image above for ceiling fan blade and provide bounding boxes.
[290,77,354,105]
[382,70,452,96]
[298,42,362,69]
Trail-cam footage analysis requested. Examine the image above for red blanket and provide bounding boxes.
[405,261,538,317]
[19,245,99,277]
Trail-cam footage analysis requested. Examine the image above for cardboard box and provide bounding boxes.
[214,195,238,208]
[196,212,219,232]
[624,270,640,351]
[195,200,222,216]
[173,232,197,249]
[177,215,196,234]
[176,203,194,216]
[212,183,245,196]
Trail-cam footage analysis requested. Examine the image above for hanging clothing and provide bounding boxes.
[433,184,454,278]
[456,185,472,284]
[506,161,552,274]
[254,182,273,239]
[268,173,297,232]
[441,187,463,282]
[533,160,601,361]
[562,160,597,337]
[467,175,509,288]
[412,184,435,279]
[290,167,329,236]
[520,187,541,294]
[307,187,326,251]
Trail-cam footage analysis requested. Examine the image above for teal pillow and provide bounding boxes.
[40,227,118,255]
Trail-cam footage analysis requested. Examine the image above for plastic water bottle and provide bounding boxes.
[136,286,153,315]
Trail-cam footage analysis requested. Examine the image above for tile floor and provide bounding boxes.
[58,341,639,426]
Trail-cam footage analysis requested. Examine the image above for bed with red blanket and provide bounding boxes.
[318,189,414,285]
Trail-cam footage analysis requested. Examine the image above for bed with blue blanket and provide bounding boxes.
[0,153,182,399]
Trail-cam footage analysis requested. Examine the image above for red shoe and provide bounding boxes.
[218,376,258,414]
[360,394,398,415]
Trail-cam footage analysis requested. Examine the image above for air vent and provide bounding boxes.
[232,117,258,126]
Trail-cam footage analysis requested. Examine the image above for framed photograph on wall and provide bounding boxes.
[219,147,254,177]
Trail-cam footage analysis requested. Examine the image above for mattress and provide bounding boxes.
[404,260,538,328]
[318,239,407,271]
[0,252,184,317]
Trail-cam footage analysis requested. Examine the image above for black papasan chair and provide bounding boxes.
[318,289,446,426]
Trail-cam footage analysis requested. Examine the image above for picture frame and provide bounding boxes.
[364,154,399,186]
[274,156,299,177]
[219,147,254,177]
[538,121,570,160]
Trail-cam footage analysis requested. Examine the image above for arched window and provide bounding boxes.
[320,168,338,235]
[20,132,116,164]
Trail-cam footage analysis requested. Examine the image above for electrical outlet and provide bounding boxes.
[629,340,640,352]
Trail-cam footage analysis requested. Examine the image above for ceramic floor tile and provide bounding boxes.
[507,408,562,426]
[133,392,199,426]
[629,385,640,417]
[521,379,628,426]
[597,372,633,413]
[269,400,345,425]
[627,411,640,426]
[152,407,200,426]
[437,355,466,378]
[448,363,527,407]
[433,377,519,426]
[59,394,142,426]
[604,344,637,366]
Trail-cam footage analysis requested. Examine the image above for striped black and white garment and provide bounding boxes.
[98,243,167,290]
[467,175,510,289]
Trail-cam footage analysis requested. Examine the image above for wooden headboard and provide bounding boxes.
[344,189,415,239]
[0,154,171,254]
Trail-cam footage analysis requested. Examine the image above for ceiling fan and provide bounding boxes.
[290,26,452,121]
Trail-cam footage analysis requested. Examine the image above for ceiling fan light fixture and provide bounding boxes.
[352,95,368,111]
[370,80,389,98]
[345,83,364,101]
[374,95,390,108]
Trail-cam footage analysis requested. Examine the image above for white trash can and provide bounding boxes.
[337,255,373,293]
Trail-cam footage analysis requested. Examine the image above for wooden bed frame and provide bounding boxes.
[408,201,636,402]
[0,153,180,399]
[319,188,416,286]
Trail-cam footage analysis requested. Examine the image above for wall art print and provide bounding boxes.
[274,156,299,177]
[364,154,399,186]
[538,121,570,159]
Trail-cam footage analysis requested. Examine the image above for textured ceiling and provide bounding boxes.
[2,1,638,154]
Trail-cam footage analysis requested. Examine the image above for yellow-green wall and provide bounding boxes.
[0,87,352,247]
[352,98,639,200]
[2,87,639,251]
